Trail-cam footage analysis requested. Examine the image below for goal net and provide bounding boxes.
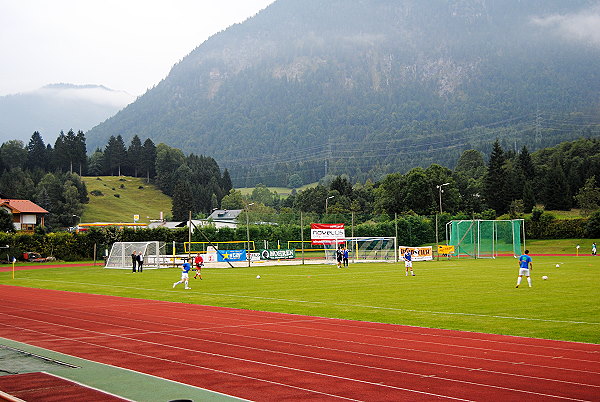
[323,237,397,263]
[446,219,524,258]
[105,241,167,269]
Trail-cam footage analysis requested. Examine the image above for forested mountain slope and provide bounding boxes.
[87,0,600,187]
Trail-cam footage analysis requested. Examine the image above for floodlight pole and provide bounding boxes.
[325,195,334,214]
[188,210,192,262]
[300,210,305,265]
[246,203,254,267]
[435,183,450,260]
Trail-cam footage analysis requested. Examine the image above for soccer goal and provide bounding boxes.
[105,241,167,269]
[323,237,398,263]
[446,219,524,258]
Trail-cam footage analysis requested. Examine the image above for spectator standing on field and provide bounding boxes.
[131,250,137,273]
[173,260,192,289]
[403,250,415,276]
[516,249,533,288]
[592,242,597,256]
[136,251,144,272]
[343,246,349,267]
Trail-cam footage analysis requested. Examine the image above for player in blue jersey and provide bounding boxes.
[403,250,415,276]
[173,260,192,289]
[342,246,349,267]
[516,249,532,288]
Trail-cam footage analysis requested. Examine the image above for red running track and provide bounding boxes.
[0,285,598,401]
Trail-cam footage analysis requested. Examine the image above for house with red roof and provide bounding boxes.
[0,199,48,232]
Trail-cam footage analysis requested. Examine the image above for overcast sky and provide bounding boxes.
[0,0,275,97]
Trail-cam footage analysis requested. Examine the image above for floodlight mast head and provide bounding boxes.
[437,183,450,213]
[325,195,335,214]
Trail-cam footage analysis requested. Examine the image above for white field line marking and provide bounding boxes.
[0,321,466,402]
[24,278,600,326]
[0,311,594,401]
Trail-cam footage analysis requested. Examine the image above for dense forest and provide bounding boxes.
[86,0,600,187]
[0,131,232,230]
[1,123,599,234]
[230,138,600,223]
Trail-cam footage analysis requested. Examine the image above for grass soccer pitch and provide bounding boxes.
[2,256,598,344]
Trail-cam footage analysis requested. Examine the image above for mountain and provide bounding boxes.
[0,84,134,145]
[86,0,600,187]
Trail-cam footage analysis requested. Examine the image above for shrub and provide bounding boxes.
[114,193,120,198]
[90,190,104,196]
[585,211,600,237]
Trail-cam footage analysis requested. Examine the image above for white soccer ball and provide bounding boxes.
[555,264,560,268]
[256,275,261,279]
[542,275,548,280]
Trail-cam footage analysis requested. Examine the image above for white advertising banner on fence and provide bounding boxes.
[399,246,433,261]
[311,223,345,245]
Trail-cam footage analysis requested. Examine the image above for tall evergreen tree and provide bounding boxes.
[543,158,571,210]
[104,135,127,175]
[221,168,233,195]
[127,135,143,177]
[25,131,48,171]
[74,130,87,175]
[171,179,195,220]
[484,140,509,215]
[517,146,535,179]
[141,138,157,182]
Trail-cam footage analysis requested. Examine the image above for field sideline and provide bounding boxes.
[1,255,598,344]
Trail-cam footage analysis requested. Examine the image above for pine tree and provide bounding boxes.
[25,131,48,171]
[484,140,509,215]
[141,138,157,182]
[543,159,571,210]
[127,135,143,177]
[104,135,127,176]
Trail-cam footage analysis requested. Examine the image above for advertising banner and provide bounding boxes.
[311,223,345,245]
[437,245,455,254]
[399,246,433,261]
[260,249,296,260]
[217,249,247,262]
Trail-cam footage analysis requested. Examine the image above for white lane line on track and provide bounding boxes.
[0,321,465,401]
[0,311,594,401]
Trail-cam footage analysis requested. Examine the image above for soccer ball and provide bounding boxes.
[256,275,261,279]
[542,275,548,280]
[555,264,560,268]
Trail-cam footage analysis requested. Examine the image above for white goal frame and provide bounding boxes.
[105,241,167,269]
[324,237,398,263]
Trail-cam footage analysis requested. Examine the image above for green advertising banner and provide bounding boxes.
[260,249,296,260]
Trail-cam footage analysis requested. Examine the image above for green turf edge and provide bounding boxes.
[0,337,245,402]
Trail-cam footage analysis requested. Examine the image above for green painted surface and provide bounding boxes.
[0,338,244,402]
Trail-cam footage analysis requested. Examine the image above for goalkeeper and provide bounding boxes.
[193,253,204,279]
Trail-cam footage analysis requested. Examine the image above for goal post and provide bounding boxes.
[446,219,524,258]
[319,237,398,263]
[105,241,166,269]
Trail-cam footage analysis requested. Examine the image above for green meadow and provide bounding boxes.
[81,176,172,224]
[2,255,598,344]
